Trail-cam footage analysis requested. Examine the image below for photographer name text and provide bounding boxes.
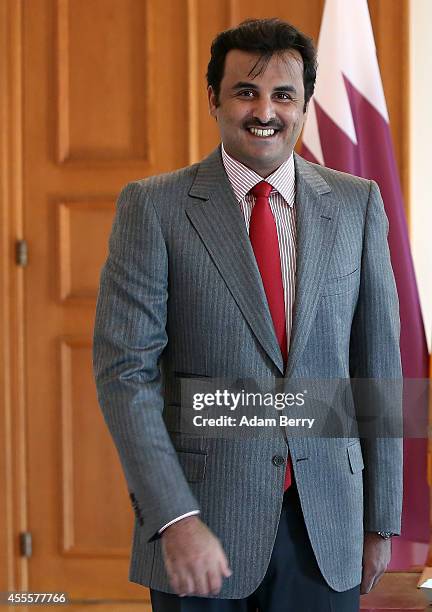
[192,415,315,428]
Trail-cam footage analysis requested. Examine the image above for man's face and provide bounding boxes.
[208,49,306,177]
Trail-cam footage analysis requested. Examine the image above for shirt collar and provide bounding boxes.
[221,142,295,207]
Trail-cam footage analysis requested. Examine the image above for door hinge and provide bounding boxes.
[19,532,32,558]
[15,239,28,267]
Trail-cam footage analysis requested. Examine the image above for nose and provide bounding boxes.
[252,95,276,124]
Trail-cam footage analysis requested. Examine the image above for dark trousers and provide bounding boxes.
[150,483,360,611]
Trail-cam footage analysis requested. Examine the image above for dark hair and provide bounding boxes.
[206,18,317,112]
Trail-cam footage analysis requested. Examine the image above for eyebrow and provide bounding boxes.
[231,81,297,94]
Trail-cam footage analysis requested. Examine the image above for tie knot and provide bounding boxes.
[251,181,272,199]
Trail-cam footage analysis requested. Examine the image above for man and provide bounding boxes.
[93,18,402,612]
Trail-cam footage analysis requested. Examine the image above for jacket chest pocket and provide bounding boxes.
[322,268,360,297]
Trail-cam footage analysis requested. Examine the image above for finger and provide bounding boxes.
[219,553,233,577]
[193,572,210,597]
[360,575,374,595]
[207,568,223,595]
[371,570,384,591]
[169,572,181,593]
[173,572,194,597]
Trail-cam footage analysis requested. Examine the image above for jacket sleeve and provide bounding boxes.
[349,180,403,535]
[93,181,201,542]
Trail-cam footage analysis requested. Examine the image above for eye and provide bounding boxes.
[275,92,292,100]
[238,90,256,97]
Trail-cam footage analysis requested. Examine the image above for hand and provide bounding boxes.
[161,515,232,597]
[360,532,391,594]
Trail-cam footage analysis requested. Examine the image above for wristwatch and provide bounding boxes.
[377,531,395,539]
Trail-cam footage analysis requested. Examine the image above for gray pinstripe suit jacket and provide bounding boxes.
[93,145,402,598]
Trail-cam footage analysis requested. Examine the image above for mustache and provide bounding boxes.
[244,120,284,130]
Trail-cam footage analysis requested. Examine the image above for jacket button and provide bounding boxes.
[272,455,285,466]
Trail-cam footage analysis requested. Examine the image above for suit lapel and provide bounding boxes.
[185,147,340,378]
[285,155,340,378]
[186,146,285,374]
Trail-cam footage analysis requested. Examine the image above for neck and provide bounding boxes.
[221,144,292,177]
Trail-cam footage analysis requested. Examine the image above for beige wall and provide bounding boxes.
[410,0,432,352]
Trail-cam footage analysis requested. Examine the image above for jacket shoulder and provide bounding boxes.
[123,162,200,201]
[296,155,373,196]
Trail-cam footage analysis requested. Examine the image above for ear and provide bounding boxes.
[207,86,218,119]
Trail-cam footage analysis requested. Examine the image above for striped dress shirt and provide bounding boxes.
[159,145,297,534]
[221,143,297,351]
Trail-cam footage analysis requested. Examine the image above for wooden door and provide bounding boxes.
[22,0,191,600]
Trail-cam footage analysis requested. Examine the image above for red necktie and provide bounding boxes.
[249,181,293,491]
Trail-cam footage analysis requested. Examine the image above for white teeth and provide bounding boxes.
[249,127,276,137]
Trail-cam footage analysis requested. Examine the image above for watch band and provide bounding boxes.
[377,531,394,539]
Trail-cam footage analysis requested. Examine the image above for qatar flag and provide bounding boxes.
[301,0,430,566]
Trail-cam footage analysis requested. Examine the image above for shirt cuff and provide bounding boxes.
[158,510,200,534]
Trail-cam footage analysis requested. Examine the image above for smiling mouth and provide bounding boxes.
[247,127,279,138]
